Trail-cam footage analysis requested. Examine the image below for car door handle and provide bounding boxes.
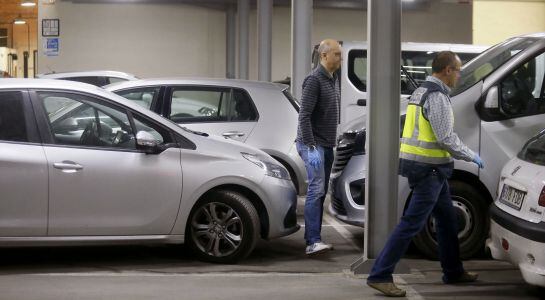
[53,161,83,171]
[222,131,245,138]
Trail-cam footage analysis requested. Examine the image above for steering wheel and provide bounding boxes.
[80,121,99,145]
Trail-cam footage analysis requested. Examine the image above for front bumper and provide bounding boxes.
[487,204,545,287]
[328,154,366,227]
[260,176,300,239]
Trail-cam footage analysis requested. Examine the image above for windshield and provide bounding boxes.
[452,37,539,96]
[519,130,545,166]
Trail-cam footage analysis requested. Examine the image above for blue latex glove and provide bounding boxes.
[307,146,322,169]
[472,154,484,169]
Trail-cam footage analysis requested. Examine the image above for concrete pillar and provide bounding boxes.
[351,0,405,274]
[291,0,313,100]
[257,0,272,82]
[226,5,236,79]
[237,0,249,79]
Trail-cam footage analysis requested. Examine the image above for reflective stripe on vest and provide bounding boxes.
[400,82,452,164]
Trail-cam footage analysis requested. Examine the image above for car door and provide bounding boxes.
[0,90,48,236]
[165,86,258,142]
[33,90,183,236]
[480,50,545,192]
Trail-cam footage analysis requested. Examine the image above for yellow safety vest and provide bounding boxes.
[400,82,452,165]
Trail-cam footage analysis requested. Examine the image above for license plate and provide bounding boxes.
[499,184,526,210]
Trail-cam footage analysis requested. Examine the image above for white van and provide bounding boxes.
[329,33,545,259]
[312,42,488,133]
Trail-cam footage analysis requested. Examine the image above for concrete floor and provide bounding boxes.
[0,198,543,300]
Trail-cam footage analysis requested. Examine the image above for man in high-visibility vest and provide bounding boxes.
[366,51,484,297]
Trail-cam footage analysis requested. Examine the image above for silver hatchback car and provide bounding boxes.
[105,78,307,195]
[0,79,299,263]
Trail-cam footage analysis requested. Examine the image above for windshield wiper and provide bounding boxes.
[180,126,209,137]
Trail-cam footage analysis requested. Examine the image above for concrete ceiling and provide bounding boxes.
[0,0,38,26]
[67,0,431,11]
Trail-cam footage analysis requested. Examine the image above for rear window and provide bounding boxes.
[519,130,545,166]
[64,76,104,87]
[282,89,300,112]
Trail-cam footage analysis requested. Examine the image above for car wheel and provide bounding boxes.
[413,180,489,260]
[186,190,260,263]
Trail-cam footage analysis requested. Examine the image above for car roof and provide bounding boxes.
[340,41,489,53]
[36,70,138,80]
[105,77,288,92]
[0,78,172,125]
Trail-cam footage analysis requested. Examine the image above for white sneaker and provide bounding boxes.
[305,241,333,255]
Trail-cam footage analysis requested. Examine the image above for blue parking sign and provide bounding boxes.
[44,38,59,56]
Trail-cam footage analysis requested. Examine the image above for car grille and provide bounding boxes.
[330,195,347,216]
[332,142,355,173]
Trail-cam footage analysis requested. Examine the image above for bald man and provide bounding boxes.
[296,39,342,255]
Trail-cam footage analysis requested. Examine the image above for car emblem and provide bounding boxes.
[511,166,521,176]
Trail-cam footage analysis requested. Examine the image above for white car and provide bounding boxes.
[0,79,299,263]
[487,130,545,287]
[37,70,138,87]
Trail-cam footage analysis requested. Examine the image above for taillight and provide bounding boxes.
[502,238,509,251]
[539,186,545,207]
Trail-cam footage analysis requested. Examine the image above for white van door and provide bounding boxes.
[480,51,545,193]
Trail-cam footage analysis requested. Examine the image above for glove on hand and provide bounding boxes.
[472,154,484,169]
[307,146,322,169]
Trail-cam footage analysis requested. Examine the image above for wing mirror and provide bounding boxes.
[136,131,160,154]
[484,86,499,109]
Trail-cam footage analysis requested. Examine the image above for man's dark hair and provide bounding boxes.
[432,51,458,73]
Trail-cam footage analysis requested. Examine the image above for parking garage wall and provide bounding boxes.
[473,0,545,45]
[37,1,471,81]
[38,2,226,78]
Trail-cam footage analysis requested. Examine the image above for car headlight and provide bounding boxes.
[241,152,291,181]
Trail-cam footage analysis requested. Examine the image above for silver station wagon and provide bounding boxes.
[0,79,299,263]
[105,78,307,195]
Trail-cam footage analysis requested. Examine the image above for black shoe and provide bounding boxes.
[444,271,478,284]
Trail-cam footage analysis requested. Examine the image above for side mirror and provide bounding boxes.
[136,131,160,154]
[484,86,499,109]
[357,99,367,106]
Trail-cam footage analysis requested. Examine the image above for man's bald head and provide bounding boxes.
[318,39,342,73]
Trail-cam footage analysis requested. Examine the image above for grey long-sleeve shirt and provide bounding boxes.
[296,64,340,148]
[422,76,476,162]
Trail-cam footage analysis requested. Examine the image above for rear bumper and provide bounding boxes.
[487,205,545,287]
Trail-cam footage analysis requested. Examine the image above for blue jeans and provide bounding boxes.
[296,142,334,245]
[367,168,464,283]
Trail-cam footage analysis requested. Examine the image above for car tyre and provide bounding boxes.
[413,180,489,260]
[186,190,260,263]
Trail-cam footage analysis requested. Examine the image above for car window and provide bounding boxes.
[107,77,129,85]
[348,50,367,92]
[0,91,27,142]
[230,89,257,121]
[452,37,539,96]
[115,87,161,109]
[169,88,228,123]
[63,76,105,87]
[519,130,545,166]
[39,92,136,149]
[499,51,545,118]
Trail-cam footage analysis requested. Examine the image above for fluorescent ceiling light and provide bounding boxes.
[21,0,36,7]
[13,15,26,25]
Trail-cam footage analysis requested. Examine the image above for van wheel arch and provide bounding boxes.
[409,170,492,259]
